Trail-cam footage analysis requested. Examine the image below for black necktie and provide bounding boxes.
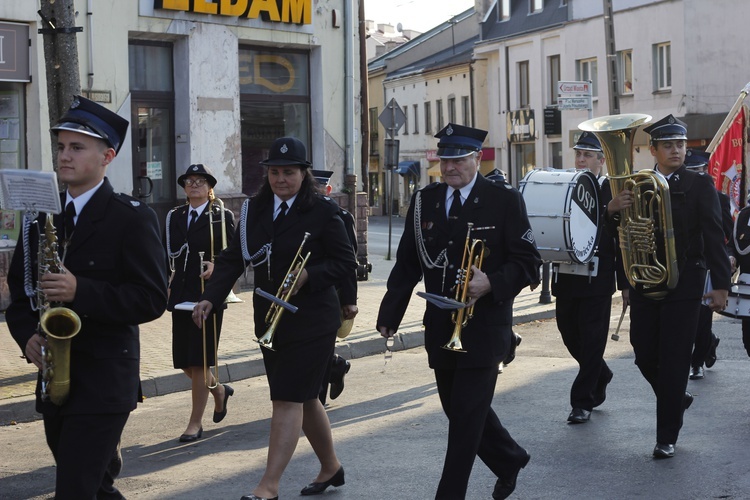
[64,202,76,240]
[274,202,288,232]
[189,209,199,229]
[448,190,462,221]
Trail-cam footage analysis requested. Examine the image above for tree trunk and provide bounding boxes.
[39,0,81,171]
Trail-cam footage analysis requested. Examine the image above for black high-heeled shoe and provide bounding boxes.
[213,384,234,423]
[239,494,278,500]
[300,466,345,496]
[178,426,202,443]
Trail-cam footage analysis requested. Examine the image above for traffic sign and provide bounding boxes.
[378,98,407,138]
[557,80,592,111]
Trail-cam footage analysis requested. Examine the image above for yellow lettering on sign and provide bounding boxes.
[220,0,249,16]
[155,0,189,10]
[282,0,311,24]
[193,0,219,14]
[155,0,312,24]
[248,0,281,22]
[253,55,296,93]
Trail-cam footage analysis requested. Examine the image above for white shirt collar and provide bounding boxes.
[65,179,104,223]
[274,194,297,215]
[188,200,209,217]
[446,172,478,206]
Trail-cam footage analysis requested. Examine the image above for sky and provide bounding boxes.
[364,0,476,34]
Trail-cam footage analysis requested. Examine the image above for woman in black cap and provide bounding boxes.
[166,164,235,442]
[193,137,356,500]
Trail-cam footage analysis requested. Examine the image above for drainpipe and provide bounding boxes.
[87,0,94,91]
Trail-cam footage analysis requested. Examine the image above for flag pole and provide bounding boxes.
[707,82,750,153]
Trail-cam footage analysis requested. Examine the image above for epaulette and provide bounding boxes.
[114,192,147,210]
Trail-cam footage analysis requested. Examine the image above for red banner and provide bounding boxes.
[710,106,746,216]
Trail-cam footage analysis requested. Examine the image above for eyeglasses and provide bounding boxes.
[184,178,207,187]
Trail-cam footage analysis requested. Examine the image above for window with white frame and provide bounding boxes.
[413,104,419,134]
[654,42,671,91]
[530,0,543,14]
[548,55,560,105]
[448,97,456,123]
[618,49,633,95]
[519,60,530,108]
[424,101,432,133]
[498,0,510,21]
[436,99,444,130]
[402,106,408,135]
[576,57,598,97]
[461,96,470,125]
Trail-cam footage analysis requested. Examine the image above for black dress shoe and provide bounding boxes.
[653,442,675,458]
[567,408,591,424]
[705,336,720,368]
[493,450,530,499]
[329,358,351,400]
[300,466,345,495]
[689,365,704,380]
[503,332,523,365]
[592,368,614,407]
[683,391,694,410]
[178,427,203,443]
[213,384,234,423]
[240,495,278,500]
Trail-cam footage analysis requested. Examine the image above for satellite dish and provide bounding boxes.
[397,22,403,32]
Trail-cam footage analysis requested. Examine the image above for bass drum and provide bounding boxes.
[519,169,601,264]
[719,273,750,319]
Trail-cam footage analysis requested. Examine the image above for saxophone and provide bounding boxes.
[579,114,679,299]
[38,215,82,405]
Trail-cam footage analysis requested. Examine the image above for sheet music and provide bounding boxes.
[0,169,61,214]
[174,302,197,311]
[702,270,713,306]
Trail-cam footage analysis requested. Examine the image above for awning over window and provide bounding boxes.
[396,161,420,178]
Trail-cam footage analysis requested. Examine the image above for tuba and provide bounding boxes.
[38,216,82,405]
[256,232,311,351]
[579,114,679,299]
[443,223,485,352]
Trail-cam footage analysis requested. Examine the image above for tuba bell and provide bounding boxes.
[579,114,679,299]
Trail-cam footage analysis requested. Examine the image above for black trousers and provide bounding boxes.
[43,412,129,500]
[433,366,527,500]
[556,294,612,410]
[629,292,700,444]
[690,304,715,367]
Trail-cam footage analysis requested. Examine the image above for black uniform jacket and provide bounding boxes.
[166,202,236,310]
[733,203,750,269]
[552,178,622,298]
[377,175,542,369]
[202,194,357,346]
[610,166,731,300]
[6,178,168,415]
[338,208,357,306]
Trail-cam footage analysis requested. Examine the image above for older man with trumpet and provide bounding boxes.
[377,123,541,499]
[192,137,356,500]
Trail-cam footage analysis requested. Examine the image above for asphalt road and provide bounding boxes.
[2,307,750,499]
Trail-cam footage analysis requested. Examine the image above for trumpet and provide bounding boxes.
[256,232,311,351]
[443,223,485,352]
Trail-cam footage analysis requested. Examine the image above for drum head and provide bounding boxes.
[567,170,601,263]
[519,169,601,264]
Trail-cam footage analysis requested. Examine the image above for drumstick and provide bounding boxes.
[612,304,628,341]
